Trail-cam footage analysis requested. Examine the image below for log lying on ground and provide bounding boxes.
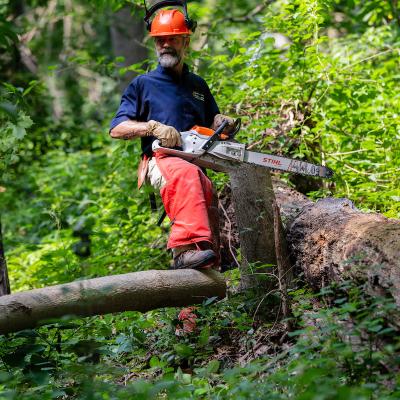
[0,269,226,335]
[284,195,400,304]
[220,180,400,305]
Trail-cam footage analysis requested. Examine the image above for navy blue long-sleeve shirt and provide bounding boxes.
[110,64,220,155]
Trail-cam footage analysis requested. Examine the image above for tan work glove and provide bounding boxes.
[212,114,235,134]
[147,120,182,148]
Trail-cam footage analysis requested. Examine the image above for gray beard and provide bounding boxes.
[157,52,181,69]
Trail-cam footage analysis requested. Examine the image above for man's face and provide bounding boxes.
[154,35,189,69]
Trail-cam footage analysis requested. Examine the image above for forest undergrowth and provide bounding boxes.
[1,0,400,398]
[1,277,399,399]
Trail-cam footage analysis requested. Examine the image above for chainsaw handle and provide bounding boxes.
[201,120,229,152]
[230,118,241,138]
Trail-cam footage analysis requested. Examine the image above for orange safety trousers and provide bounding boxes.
[154,153,213,249]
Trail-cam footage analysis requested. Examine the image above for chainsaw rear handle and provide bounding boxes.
[201,120,229,151]
[230,118,241,138]
[201,117,241,152]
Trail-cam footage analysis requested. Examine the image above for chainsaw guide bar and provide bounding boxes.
[152,130,334,179]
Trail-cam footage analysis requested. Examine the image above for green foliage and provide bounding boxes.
[0,83,34,181]
[1,281,399,399]
[0,0,399,398]
[3,142,169,290]
[0,20,17,51]
[196,0,400,216]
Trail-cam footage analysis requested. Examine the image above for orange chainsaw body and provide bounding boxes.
[191,125,229,140]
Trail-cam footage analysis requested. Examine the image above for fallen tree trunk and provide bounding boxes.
[220,180,400,305]
[285,196,400,304]
[0,269,225,335]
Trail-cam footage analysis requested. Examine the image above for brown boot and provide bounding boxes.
[172,249,216,270]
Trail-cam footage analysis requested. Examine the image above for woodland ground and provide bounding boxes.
[1,0,399,398]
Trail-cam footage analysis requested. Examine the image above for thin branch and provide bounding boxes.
[252,288,279,323]
[219,199,240,269]
[329,155,394,177]
[273,201,293,331]
[228,4,266,22]
[0,217,11,296]
[343,48,394,70]
[225,2,272,23]
[328,149,369,156]
[389,0,400,27]
[247,140,264,151]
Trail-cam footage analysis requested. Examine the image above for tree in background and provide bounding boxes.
[0,0,399,398]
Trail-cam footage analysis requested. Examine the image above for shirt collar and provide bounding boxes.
[156,63,189,80]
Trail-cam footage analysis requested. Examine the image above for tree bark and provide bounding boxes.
[228,165,278,290]
[0,269,225,335]
[285,196,400,305]
[0,217,10,297]
[220,179,400,306]
[273,201,292,330]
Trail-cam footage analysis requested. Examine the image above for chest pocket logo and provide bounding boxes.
[193,91,205,101]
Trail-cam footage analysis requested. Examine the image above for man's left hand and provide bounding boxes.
[212,114,235,134]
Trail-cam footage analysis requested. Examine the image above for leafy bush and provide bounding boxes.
[1,0,399,398]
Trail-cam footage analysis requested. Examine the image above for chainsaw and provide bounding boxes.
[152,119,333,179]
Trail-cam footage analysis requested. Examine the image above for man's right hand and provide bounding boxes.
[147,120,182,148]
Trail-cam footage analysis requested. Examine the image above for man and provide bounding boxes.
[110,7,233,270]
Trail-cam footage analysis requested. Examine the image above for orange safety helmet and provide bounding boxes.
[144,0,197,37]
[149,9,191,36]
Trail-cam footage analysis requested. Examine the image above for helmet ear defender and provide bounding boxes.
[144,0,197,33]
